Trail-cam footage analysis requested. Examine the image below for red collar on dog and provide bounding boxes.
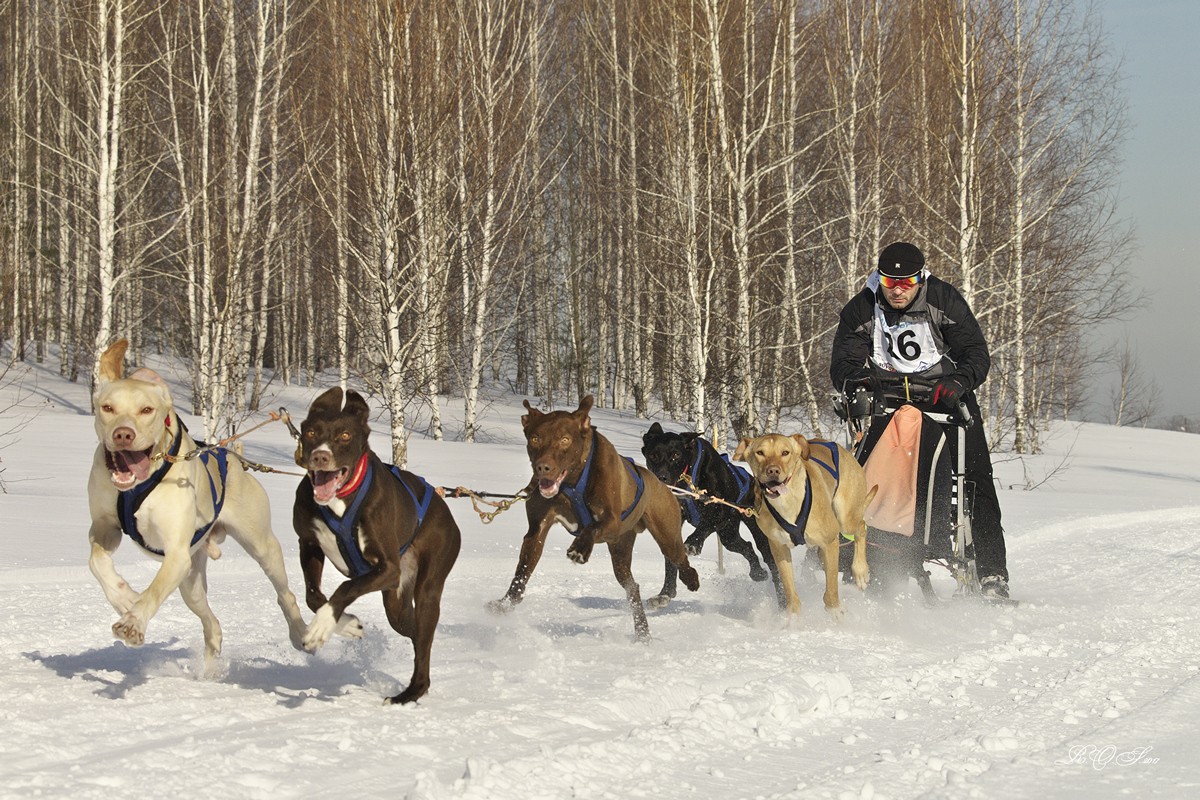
[336,453,370,499]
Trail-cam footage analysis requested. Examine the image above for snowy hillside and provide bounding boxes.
[1,356,1198,799]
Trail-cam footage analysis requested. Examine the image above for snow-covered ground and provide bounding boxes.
[2,355,1198,799]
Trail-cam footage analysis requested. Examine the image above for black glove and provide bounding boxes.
[932,377,966,408]
[844,368,874,390]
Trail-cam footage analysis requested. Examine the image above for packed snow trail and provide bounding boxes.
[3,370,1199,799]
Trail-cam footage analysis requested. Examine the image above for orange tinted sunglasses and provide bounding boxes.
[879,273,923,290]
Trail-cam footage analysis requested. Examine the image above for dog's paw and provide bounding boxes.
[566,541,594,564]
[112,613,146,647]
[335,612,364,640]
[303,605,339,651]
[853,570,870,592]
[387,679,430,705]
[285,621,308,651]
[645,593,673,610]
[486,597,516,615]
[679,565,700,592]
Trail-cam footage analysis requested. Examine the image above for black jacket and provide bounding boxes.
[829,275,991,392]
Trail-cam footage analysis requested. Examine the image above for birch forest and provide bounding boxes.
[0,0,1129,462]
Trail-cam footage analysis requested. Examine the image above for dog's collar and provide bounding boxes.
[147,419,184,483]
[151,415,178,463]
[677,439,707,527]
[680,439,705,485]
[336,453,370,499]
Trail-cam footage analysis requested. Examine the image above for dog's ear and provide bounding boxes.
[680,431,701,443]
[642,424,661,449]
[97,339,128,383]
[790,434,811,461]
[128,368,173,407]
[575,395,594,431]
[309,387,346,418]
[128,367,164,385]
[521,399,543,429]
[733,438,751,462]
[343,390,371,424]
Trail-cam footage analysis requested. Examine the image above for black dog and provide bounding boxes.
[293,388,461,704]
[641,423,775,608]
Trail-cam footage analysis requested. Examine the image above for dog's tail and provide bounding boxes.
[865,484,879,505]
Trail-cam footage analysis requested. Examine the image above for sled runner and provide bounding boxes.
[834,374,990,603]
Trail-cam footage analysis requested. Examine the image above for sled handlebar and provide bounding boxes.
[838,374,974,429]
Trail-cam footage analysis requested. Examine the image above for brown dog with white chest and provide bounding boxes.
[733,433,875,620]
[292,387,460,704]
[490,396,699,640]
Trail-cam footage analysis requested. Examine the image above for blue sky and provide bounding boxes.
[1095,0,1200,421]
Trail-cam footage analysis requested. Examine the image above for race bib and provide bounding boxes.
[871,305,944,374]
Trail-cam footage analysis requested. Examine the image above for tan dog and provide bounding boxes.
[87,339,306,666]
[733,434,875,619]
[491,395,699,639]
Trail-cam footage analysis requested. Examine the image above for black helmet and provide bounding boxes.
[877,242,925,278]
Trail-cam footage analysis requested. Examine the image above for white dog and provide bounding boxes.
[87,339,306,666]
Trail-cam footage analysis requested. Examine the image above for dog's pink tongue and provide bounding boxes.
[111,449,152,483]
[311,470,341,503]
[538,471,566,499]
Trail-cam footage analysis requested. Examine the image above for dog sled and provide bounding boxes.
[834,374,984,602]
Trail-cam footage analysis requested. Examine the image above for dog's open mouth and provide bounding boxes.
[106,447,154,490]
[309,467,351,505]
[538,469,568,499]
[760,477,791,498]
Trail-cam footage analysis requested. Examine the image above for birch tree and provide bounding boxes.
[991,0,1128,451]
[700,0,788,437]
[338,0,420,465]
[455,0,550,442]
[90,0,132,380]
[3,0,31,364]
[822,0,888,300]
[645,0,716,431]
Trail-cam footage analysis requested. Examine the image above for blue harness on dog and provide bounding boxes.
[559,436,644,533]
[317,456,435,578]
[116,421,229,557]
[679,440,754,527]
[762,441,840,546]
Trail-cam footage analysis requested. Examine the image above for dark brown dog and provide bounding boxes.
[490,395,699,639]
[293,388,461,704]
